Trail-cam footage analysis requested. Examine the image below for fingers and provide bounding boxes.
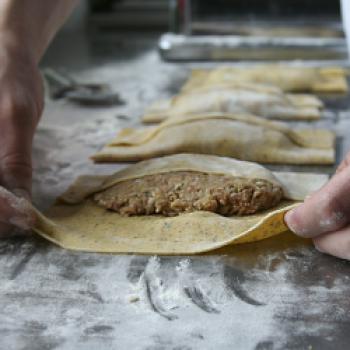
[0,57,43,238]
[0,151,32,199]
[0,100,35,198]
[313,226,350,260]
[285,165,350,238]
[0,186,35,231]
[0,119,33,235]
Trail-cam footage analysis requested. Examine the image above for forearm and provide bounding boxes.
[0,0,78,63]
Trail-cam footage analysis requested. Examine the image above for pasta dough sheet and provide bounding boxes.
[143,83,323,124]
[32,154,329,254]
[92,113,335,165]
[181,66,348,94]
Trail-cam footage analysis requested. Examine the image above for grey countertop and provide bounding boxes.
[1,29,350,350]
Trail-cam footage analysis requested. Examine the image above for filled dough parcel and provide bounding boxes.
[143,84,323,124]
[182,66,348,93]
[33,154,329,254]
[92,113,335,165]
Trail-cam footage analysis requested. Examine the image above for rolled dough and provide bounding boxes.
[92,113,335,165]
[182,66,348,93]
[143,83,323,124]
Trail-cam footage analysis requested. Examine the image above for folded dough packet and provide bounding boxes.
[143,82,324,124]
[92,113,335,165]
[33,154,329,254]
[181,65,348,94]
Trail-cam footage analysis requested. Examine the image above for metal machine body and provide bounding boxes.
[161,0,347,61]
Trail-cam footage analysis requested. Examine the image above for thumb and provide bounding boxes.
[284,167,350,238]
[0,186,35,230]
[0,118,35,231]
[0,115,34,200]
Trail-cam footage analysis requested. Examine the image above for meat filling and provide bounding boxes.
[93,172,283,217]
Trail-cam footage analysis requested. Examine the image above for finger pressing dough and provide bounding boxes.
[181,66,348,93]
[92,113,335,165]
[33,154,329,254]
[143,83,323,123]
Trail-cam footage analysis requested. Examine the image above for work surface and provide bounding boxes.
[1,31,350,350]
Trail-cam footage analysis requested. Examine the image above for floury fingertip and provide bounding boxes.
[284,207,309,237]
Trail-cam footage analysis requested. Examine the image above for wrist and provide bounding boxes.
[0,32,43,127]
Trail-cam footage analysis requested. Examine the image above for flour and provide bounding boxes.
[320,211,346,230]
[7,39,348,349]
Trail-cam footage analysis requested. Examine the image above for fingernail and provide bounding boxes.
[284,210,297,232]
[313,240,325,253]
[284,208,308,237]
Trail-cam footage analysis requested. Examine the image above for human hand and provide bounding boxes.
[285,151,350,260]
[0,40,43,236]
[0,186,35,236]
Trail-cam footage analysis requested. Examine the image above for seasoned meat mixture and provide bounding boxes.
[94,172,283,217]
